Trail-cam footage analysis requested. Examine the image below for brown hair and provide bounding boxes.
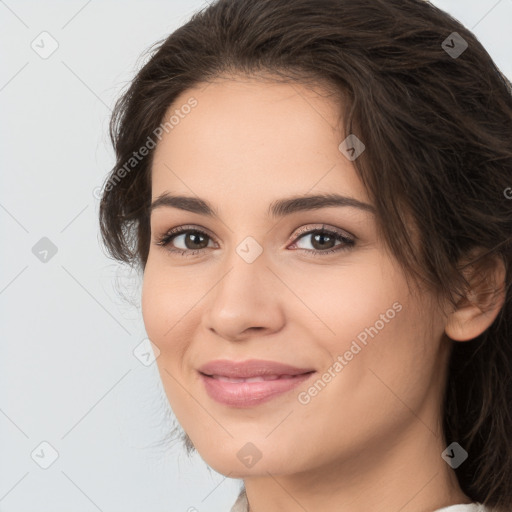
[99,0,512,508]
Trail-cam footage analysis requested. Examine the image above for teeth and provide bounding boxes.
[212,375,285,382]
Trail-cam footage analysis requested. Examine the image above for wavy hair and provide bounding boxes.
[98,0,512,508]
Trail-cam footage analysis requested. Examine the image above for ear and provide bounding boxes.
[444,250,507,342]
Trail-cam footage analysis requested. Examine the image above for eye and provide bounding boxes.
[288,224,355,256]
[154,225,217,257]
[154,224,355,257]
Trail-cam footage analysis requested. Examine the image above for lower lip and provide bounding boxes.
[199,372,315,407]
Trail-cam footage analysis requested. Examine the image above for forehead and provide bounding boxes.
[150,77,370,208]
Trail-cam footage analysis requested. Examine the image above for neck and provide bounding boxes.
[243,419,471,512]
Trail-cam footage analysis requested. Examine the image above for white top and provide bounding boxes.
[229,490,493,512]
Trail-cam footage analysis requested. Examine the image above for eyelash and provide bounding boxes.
[154,224,355,258]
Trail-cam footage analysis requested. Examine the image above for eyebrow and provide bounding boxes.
[149,192,376,218]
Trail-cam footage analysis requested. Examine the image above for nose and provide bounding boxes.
[203,249,286,342]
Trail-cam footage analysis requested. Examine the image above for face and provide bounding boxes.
[142,76,450,479]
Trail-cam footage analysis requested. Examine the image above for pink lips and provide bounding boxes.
[198,359,315,407]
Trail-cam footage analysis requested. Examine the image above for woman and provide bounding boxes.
[99,0,512,510]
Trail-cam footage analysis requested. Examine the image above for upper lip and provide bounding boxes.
[198,359,315,378]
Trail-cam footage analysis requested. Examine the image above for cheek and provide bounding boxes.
[309,283,440,438]
[141,265,189,405]
[141,260,203,390]
[287,256,400,352]
[141,262,185,360]
[141,257,191,341]
[141,266,165,341]
[290,255,427,401]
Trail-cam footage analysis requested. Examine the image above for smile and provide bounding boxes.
[197,359,316,407]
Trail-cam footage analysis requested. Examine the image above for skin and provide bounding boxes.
[141,76,505,512]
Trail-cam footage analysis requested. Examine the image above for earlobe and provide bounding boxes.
[444,253,507,342]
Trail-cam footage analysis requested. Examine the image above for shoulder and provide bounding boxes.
[229,488,248,512]
[434,504,499,512]
[230,496,499,512]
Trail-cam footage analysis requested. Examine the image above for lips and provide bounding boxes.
[198,359,314,378]
[211,375,287,383]
[198,359,316,407]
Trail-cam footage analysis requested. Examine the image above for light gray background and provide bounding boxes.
[1,1,511,511]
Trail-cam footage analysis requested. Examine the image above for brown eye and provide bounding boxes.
[156,227,216,255]
[155,224,356,258]
[179,231,210,250]
[290,226,355,256]
[308,231,337,250]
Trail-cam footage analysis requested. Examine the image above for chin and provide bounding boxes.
[192,438,296,477]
